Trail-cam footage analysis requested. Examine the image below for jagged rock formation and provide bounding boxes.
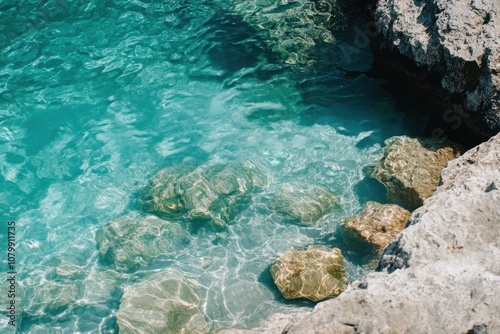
[266,182,341,225]
[96,213,189,272]
[116,269,208,334]
[270,247,347,302]
[220,133,500,334]
[341,201,410,251]
[371,136,462,209]
[142,161,266,229]
[373,0,500,137]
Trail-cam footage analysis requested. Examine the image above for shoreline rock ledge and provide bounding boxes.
[221,132,500,333]
[372,0,500,138]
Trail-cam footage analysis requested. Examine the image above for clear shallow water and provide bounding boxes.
[0,0,431,332]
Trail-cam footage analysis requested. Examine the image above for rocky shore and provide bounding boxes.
[107,1,500,332]
[99,1,500,332]
[85,1,500,332]
[372,0,500,139]
[220,132,500,334]
[3,0,498,333]
[219,0,500,332]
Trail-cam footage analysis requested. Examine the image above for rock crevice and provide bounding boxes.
[372,0,500,138]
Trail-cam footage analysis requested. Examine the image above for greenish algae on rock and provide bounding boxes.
[270,247,347,302]
[143,161,267,228]
[116,269,208,334]
[266,182,341,225]
[96,213,189,272]
[371,136,462,208]
[341,201,411,251]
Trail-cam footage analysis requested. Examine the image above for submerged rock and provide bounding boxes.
[144,161,266,228]
[341,201,410,251]
[371,136,462,208]
[23,280,83,317]
[116,269,208,334]
[231,0,344,66]
[373,0,500,137]
[53,257,87,280]
[266,182,340,225]
[96,214,189,272]
[234,134,500,334]
[270,247,347,302]
[143,165,190,217]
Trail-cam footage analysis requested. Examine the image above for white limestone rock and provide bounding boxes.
[374,0,500,136]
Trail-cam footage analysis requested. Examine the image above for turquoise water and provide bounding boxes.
[0,0,432,332]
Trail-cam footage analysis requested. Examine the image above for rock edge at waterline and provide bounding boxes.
[373,0,500,138]
[220,132,500,333]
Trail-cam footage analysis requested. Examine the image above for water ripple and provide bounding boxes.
[0,1,434,332]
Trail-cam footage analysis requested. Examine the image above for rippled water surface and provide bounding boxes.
[1,0,432,332]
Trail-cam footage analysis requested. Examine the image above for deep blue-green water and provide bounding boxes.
[0,0,431,332]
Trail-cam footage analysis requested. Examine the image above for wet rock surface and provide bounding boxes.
[215,313,305,334]
[96,213,189,272]
[371,136,462,209]
[341,201,410,251]
[223,133,500,334]
[373,0,500,137]
[270,247,347,302]
[116,269,208,334]
[143,161,266,229]
[266,182,340,225]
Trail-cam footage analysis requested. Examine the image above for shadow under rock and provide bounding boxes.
[297,70,432,138]
[317,220,381,268]
[353,176,389,207]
